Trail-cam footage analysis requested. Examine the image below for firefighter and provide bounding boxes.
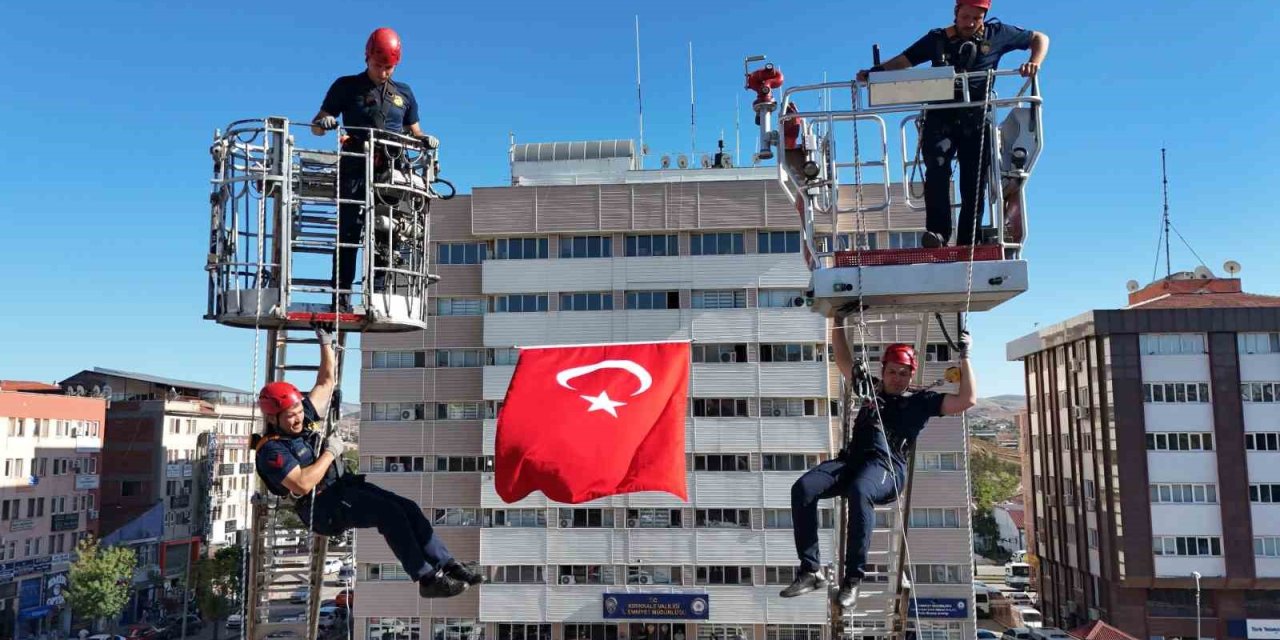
[252,326,484,598]
[310,27,436,309]
[858,0,1049,247]
[781,317,976,608]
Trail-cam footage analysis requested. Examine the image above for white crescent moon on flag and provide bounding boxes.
[555,359,652,397]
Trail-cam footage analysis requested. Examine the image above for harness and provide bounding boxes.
[251,426,338,499]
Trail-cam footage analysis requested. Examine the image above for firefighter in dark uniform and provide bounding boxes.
[781,318,976,608]
[858,0,1050,247]
[310,27,435,308]
[252,326,483,598]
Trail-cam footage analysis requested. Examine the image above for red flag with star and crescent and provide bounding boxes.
[495,341,690,504]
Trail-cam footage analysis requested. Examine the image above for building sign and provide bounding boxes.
[18,577,41,612]
[9,519,34,532]
[51,513,80,532]
[0,557,52,583]
[1243,620,1280,640]
[602,593,709,620]
[166,464,182,478]
[908,598,969,619]
[45,572,67,607]
[75,474,100,490]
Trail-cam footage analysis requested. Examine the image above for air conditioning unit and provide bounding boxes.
[560,519,572,528]
[1072,360,1086,373]
[389,463,404,472]
[772,409,783,417]
[559,575,575,585]
[925,353,937,362]
[627,518,639,528]
[638,574,652,585]
[719,352,734,363]
[89,509,99,520]
[400,410,414,421]
[1073,406,1090,420]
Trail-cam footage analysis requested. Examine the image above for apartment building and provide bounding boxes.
[59,368,258,595]
[357,140,977,640]
[1006,272,1280,638]
[0,381,105,640]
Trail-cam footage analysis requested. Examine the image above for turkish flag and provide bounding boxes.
[495,341,690,504]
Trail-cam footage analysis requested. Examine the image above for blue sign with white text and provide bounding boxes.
[602,593,709,620]
[908,597,969,619]
[18,578,41,611]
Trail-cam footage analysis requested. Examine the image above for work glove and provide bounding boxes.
[324,435,346,459]
[957,330,972,359]
[315,115,338,131]
[314,324,335,348]
[415,133,439,150]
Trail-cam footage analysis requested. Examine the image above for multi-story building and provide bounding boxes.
[358,141,977,640]
[1006,272,1280,637]
[0,380,105,640]
[59,368,257,596]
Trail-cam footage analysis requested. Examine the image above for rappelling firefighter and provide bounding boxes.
[310,27,438,309]
[252,325,484,598]
[858,0,1049,248]
[780,315,976,608]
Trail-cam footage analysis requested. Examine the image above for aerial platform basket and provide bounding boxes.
[743,59,1043,317]
[206,116,444,333]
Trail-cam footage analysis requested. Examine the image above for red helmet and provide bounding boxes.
[259,381,303,416]
[365,27,402,67]
[957,0,991,9]
[882,344,917,371]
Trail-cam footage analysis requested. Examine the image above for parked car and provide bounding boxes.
[335,589,352,608]
[164,615,203,634]
[1001,628,1033,640]
[1011,606,1043,629]
[977,630,1001,640]
[319,606,349,630]
[323,558,344,574]
[290,585,310,603]
[226,615,243,630]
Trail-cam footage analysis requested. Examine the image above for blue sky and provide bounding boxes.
[2,1,1278,399]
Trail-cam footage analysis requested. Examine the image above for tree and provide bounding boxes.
[969,450,1022,561]
[194,546,243,640]
[66,536,137,631]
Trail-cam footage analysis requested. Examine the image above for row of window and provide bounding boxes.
[1243,382,1280,403]
[444,232,809,263]
[423,506,960,531]
[4,417,101,438]
[1153,535,1222,557]
[1143,382,1211,404]
[1136,332,1280,355]
[1146,432,1214,451]
[363,620,829,640]
[371,343,844,369]
[361,562,965,586]
[430,290,824,315]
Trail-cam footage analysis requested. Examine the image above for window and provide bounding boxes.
[558,508,614,528]
[1152,483,1218,504]
[1145,432,1214,451]
[367,618,420,640]
[699,627,755,640]
[431,401,487,420]
[1139,333,1207,355]
[432,508,481,527]
[434,456,493,472]
[910,622,963,640]
[1153,536,1222,556]
[920,453,962,471]
[692,454,749,471]
[559,292,613,311]
[1088,528,1100,549]
[366,562,413,580]
[755,289,807,309]
[489,565,544,584]
[1143,382,1211,403]
[1239,333,1280,354]
[925,344,953,363]
[764,509,833,529]
[560,235,612,259]
[909,508,961,528]
[757,231,801,254]
[566,625,619,640]
[499,625,552,640]
[1250,484,1280,503]
[121,481,142,497]
[494,294,548,313]
[696,566,753,585]
[692,289,746,309]
[765,626,822,640]
[817,232,876,252]
[434,297,486,316]
[765,566,799,585]
[492,348,520,366]
[759,343,824,363]
[888,231,922,249]
[434,349,488,368]
[760,398,820,418]
[1246,591,1280,618]
[493,237,548,260]
[1243,382,1280,403]
[484,508,546,528]
[371,351,424,369]
[910,564,965,584]
[692,343,748,364]
[1256,537,1280,558]
[369,402,425,422]
[626,508,682,528]
[437,242,487,265]
[695,508,750,529]
[626,566,682,585]
[690,398,750,418]
[625,234,679,257]
[1149,589,1216,618]
[555,565,614,585]
[762,454,820,471]
[691,232,744,256]
[625,290,680,310]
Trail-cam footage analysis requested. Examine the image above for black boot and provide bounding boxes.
[920,231,945,248]
[779,570,828,598]
[444,560,486,586]
[837,579,860,608]
[418,568,468,598]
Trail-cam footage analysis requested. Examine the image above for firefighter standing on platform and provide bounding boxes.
[858,0,1049,248]
[310,27,436,309]
[252,326,484,598]
[781,318,976,608]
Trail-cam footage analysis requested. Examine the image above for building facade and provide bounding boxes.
[357,142,977,640]
[60,368,258,614]
[0,381,105,640]
[1006,274,1280,638]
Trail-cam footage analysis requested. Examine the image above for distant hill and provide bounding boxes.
[970,395,1026,423]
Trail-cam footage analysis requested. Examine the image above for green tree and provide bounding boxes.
[969,450,1022,561]
[194,546,243,640]
[66,536,137,631]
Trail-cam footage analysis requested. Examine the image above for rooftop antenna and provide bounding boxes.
[735,91,741,167]
[1162,147,1171,278]
[689,41,697,158]
[634,16,645,169]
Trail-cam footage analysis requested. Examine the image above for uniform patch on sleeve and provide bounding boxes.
[268,453,285,469]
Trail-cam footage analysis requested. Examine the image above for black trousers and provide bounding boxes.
[334,156,366,297]
[297,474,452,581]
[921,107,991,246]
[791,457,904,582]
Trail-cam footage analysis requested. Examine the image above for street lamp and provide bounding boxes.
[1192,571,1202,640]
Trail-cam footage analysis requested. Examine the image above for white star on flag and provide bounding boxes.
[580,391,626,417]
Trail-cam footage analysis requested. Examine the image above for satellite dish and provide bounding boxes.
[75,385,87,397]
[1193,265,1214,279]
[723,155,734,168]
[1125,280,1140,293]
[91,385,102,397]
[700,155,713,169]
[677,155,689,169]
[660,155,671,169]
[1224,260,1242,276]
